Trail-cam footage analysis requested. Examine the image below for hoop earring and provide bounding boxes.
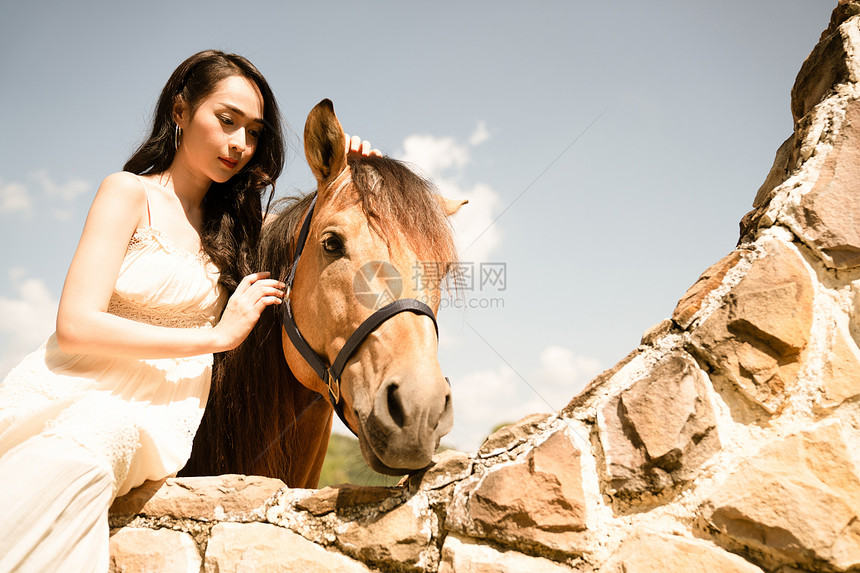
[174,124,182,151]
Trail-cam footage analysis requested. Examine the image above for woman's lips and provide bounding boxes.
[219,157,238,169]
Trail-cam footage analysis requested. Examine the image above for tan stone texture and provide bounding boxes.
[599,352,719,501]
[620,354,716,462]
[408,449,473,490]
[822,0,860,42]
[640,317,674,346]
[109,474,285,523]
[691,239,813,413]
[599,530,764,573]
[750,133,798,211]
[673,251,744,328]
[439,534,575,573]
[791,18,853,122]
[472,428,585,533]
[707,421,860,570]
[819,324,860,406]
[477,412,551,457]
[335,497,435,569]
[204,522,372,573]
[451,427,589,555]
[109,527,201,573]
[295,484,400,517]
[799,100,860,268]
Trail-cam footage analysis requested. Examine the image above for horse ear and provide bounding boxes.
[436,195,468,217]
[304,99,348,185]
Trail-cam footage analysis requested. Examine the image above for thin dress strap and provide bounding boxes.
[131,174,152,227]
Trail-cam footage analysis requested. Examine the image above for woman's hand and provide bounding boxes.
[213,272,285,351]
[344,133,382,157]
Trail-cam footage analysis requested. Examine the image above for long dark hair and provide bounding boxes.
[123,50,285,293]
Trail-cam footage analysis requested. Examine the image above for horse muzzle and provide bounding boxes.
[358,374,453,474]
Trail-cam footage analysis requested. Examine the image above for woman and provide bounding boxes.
[0,50,373,571]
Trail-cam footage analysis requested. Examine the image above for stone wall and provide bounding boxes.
[109,3,860,571]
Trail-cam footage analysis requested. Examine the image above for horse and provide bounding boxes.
[180,99,466,488]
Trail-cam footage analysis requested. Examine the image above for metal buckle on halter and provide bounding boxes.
[325,369,341,404]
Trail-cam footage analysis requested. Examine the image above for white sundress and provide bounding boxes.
[0,193,225,572]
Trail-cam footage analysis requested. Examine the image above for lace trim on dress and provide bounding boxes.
[128,226,211,267]
[107,295,215,328]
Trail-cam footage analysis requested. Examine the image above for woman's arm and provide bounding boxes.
[56,172,282,359]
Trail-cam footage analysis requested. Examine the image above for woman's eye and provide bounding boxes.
[322,235,344,255]
[248,129,261,139]
[219,115,234,125]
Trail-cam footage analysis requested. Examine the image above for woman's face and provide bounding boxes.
[175,75,265,184]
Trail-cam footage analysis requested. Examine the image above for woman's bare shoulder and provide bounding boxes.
[83,172,149,230]
[98,171,146,196]
[93,172,147,208]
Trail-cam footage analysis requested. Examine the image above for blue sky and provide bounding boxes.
[0,0,834,450]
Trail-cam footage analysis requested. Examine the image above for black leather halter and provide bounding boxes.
[281,194,440,435]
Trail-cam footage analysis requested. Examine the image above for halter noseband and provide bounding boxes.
[280,194,441,436]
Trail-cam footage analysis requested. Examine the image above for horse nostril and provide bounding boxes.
[387,383,405,428]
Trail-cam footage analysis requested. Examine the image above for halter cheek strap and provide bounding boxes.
[281,194,442,436]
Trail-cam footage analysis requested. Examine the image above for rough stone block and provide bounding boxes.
[819,323,860,407]
[204,522,372,572]
[791,17,853,122]
[439,534,575,573]
[640,318,675,346]
[705,421,860,571]
[335,496,436,570]
[295,484,400,517]
[798,100,860,268]
[598,529,764,573]
[673,251,744,329]
[751,133,799,211]
[109,474,285,523]
[450,427,589,555]
[407,449,473,490]
[691,239,813,413]
[477,412,551,458]
[109,527,201,573]
[598,352,719,502]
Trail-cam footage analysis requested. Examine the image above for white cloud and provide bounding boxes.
[0,270,58,378]
[399,135,470,179]
[531,346,602,408]
[31,170,90,202]
[469,121,491,146]
[443,181,502,264]
[396,131,503,264]
[0,179,33,214]
[447,362,521,449]
[444,345,602,451]
[0,171,91,221]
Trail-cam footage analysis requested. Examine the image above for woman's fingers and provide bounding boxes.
[248,279,285,306]
[215,273,285,350]
[344,132,381,157]
[234,271,271,295]
[253,282,286,308]
[230,275,284,312]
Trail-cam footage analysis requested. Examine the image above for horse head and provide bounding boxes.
[280,99,465,474]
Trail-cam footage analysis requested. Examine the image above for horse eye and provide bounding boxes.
[322,234,344,255]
